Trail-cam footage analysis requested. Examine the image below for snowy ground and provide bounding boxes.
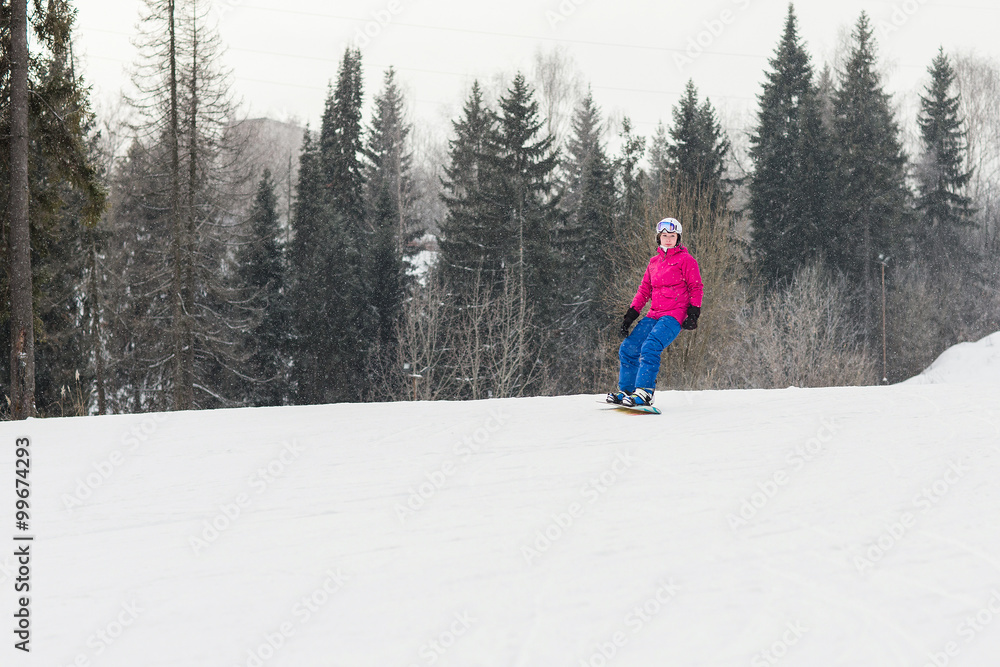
[2,337,1000,667]
[904,330,1000,387]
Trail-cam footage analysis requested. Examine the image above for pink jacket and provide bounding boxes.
[630,245,704,325]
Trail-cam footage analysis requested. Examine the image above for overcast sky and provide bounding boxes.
[72,0,1000,144]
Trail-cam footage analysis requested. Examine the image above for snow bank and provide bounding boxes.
[904,330,1000,386]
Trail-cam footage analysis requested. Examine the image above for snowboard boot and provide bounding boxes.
[622,388,654,407]
[604,389,628,405]
[606,389,629,405]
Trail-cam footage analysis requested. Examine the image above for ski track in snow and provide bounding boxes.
[1,365,1000,665]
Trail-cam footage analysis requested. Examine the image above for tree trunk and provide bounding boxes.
[182,14,199,409]
[8,0,35,419]
[167,0,189,411]
[88,231,107,415]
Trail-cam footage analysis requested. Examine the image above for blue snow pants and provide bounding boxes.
[618,316,681,393]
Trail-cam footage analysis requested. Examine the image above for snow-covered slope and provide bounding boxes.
[2,346,1000,666]
[904,331,1000,386]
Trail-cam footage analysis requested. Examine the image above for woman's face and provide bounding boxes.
[659,232,678,248]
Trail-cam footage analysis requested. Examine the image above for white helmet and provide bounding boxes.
[656,218,682,234]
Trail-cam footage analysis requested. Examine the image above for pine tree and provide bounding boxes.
[915,48,973,244]
[288,129,361,404]
[612,117,646,225]
[749,4,835,285]
[1,0,106,416]
[562,91,615,307]
[493,72,562,321]
[439,80,502,290]
[667,80,731,211]
[234,170,288,407]
[102,140,172,412]
[829,12,910,336]
[557,89,616,390]
[114,0,247,411]
[816,63,836,130]
[288,48,369,403]
[321,48,365,233]
[363,68,413,353]
[647,121,670,201]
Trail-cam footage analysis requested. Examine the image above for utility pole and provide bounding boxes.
[8,0,35,419]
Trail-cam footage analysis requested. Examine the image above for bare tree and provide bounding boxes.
[408,123,448,239]
[391,265,546,402]
[713,264,875,389]
[531,46,585,144]
[109,0,249,411]
[953,53,1000,251]
[396,272,457,401]
[226,117,303,239]
[478,269,545,398]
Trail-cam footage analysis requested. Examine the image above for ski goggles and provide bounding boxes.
[656,218,682,234]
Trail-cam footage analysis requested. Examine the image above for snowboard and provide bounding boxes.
[598,401,661,415]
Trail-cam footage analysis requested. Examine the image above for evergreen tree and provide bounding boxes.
[647,121,670,201]
[437,74,561,395]
[100,0,250,412]
[749,4,835,285]
[234,170,288,407]
[102,140,172,412]
[439,80,502,290]
[557,90,616,390]
[816,63,836,130]
[288,130,361,404]
[612,117,646,225]
[1,0,106,416]
[363,68,413,352]
[321,48,365,233]
[829,12,910,335]
[562,90,615,306]
[667,79,731,210]
[493,72,562,322]
[288,47,369,403]
[915,48,973,244]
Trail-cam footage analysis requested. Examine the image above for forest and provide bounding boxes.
[2,1,999,417]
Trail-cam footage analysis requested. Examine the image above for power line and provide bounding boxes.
[229,2,749,57]
[226,1,1000,60]
[83,53,674,130]
[79,24,760,105]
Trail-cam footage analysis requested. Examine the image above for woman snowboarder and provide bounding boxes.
[607,217,704,407]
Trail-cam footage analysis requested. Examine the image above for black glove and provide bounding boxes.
[620,307,640,338]
[681,305,701,330]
